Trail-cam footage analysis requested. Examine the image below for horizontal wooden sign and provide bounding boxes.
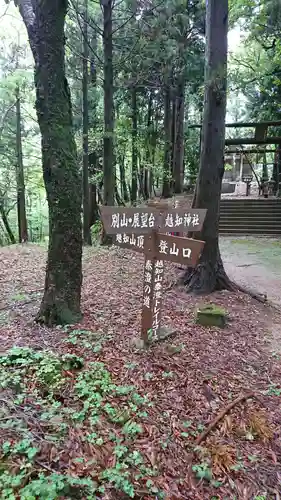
[100,206,207,235]
[114,233,145,253]
[145,233,205,267]
[161,209,206,233]
[100,206,160,234]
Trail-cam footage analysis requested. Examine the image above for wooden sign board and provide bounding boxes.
[145,233,205,267]
[160,209,206,233]
[99,206,160,235]
[114,233,145,253]
[142,256,164,340]
[100,206,207,236]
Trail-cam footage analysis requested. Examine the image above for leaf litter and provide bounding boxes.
[0,243,281,498]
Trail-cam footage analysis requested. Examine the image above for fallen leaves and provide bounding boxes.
[249,411,273,442]
[208,441,236,475]
[0,243,281,498]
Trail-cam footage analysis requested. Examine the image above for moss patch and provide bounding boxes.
[196,303,227,328]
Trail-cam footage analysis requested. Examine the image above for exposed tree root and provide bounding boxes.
[231,281,267,303]
[35,301,82,326]
[187,392,255,486]
[181,255,235,295]
[180,257,267,304]
[194,391,255,447]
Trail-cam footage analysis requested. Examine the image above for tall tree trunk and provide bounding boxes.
[174,81,185,193]
[144,92,152,200]
[102,0,114,206]
[262,151,268,181]
[150,117,158,196]
[273,145,278,195]
[162,87,172,198]
[101,0,114,244]
[183,0,232,293]
[170,93,177,193]
[88,30,99,226]
[88,152,99,225]
[115,183,124,206]
[131,86,138,203]
[277,146,281,197]
[15,86,28,243]
[18,0,83,325]
[119,154,129,202]
[82,0,92,245]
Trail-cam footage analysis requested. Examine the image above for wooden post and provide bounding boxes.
[99,205,207,344]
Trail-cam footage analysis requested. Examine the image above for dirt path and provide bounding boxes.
[220,236,281,307]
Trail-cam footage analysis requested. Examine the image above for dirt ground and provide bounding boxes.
[220,236,281,308]
[0,243,281,498]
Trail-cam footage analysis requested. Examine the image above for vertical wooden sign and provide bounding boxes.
[151,259,164,340]
[141,231,156,344]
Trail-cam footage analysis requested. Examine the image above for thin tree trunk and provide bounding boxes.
[131,86,138,203]
[150,117,158,196]
[15,85,28,243]
[262,151,268,181]
[162,87,172,198]
[273,145,278,195]
[18,0,83,325]
[88,29,99,226]
[144,92,152,200]
[119,154,129,202]
[115,183,125,206]
[88,152,99,226]
[101,0,114,244]
[182,0,232,294]
[82,0,92,245]
[0,203,16,244]
[277,146,281,197]
[174,81,185,193]
[170,94,177,193]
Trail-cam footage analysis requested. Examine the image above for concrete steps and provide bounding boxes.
[219,199,281,235]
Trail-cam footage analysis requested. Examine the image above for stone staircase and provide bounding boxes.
[219,198,281,235]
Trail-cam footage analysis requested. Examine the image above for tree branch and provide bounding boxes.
[17,0,37,63]
[17,0,35,30]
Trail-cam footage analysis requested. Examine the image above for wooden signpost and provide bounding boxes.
[99,205,206,345]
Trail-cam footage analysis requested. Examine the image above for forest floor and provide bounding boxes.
[0,243,281,499]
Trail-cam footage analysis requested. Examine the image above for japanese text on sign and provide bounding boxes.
[100,206,206,235]
[163,212,200,229]
[159,240,191,259]
[112,212,156,230]
[152,260,164,338]
[116,233,144,250]
[143,259,153,310]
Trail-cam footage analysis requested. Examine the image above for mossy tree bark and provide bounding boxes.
[82,0,92,245]
[101,0,114,244]
[162,86,172,198]
[183,0,233,294]
[17,0,83,325]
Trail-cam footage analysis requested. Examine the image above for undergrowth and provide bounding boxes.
[0,344,163,499]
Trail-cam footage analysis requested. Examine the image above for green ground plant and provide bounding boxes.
[0,344,163,499]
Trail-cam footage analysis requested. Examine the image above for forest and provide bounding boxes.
[0,0,281,498]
